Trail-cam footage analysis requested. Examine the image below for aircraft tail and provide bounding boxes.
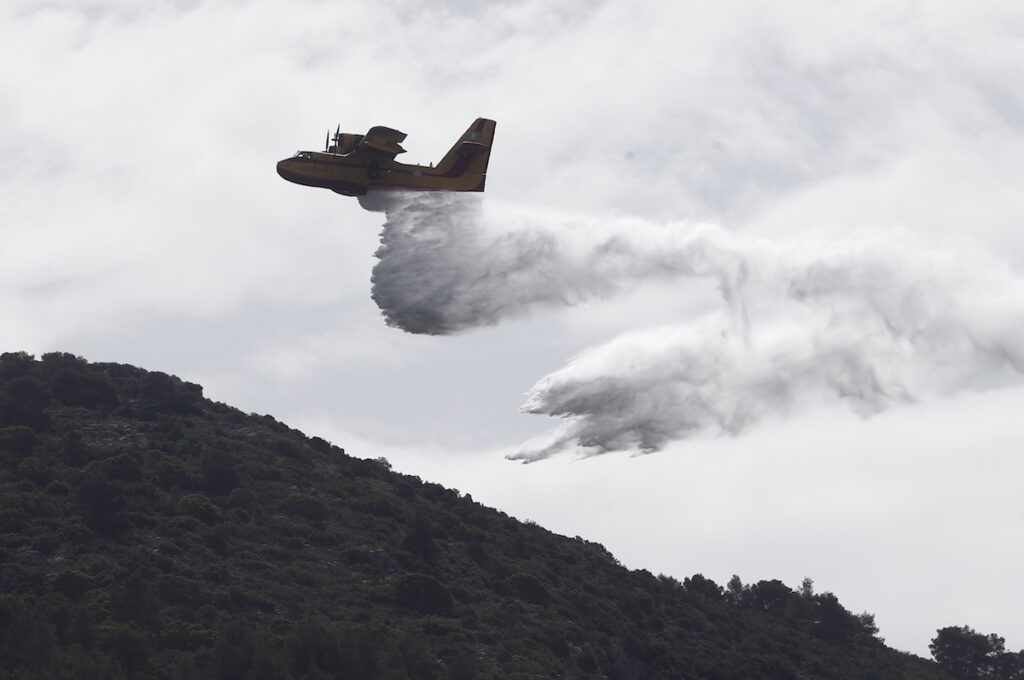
[435,118,496,191]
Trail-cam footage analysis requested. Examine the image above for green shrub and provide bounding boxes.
[395,574,455,616]
[199,450,238,494]
[228,487,258,511]
[54,570,95,600]
[506,573,551,607]
[74,473,127,534]
[282,493,326,525]
[31,532,58,555]
[0,351,35,377]
[51,366,118,410]
[178,494,222,525]
[0,426,36,456]
[98,453,143,482]
[17,457,53,486]
[0,376,52,429]
[156,458,193,489]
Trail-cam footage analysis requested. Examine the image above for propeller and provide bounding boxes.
[326,125,344,152]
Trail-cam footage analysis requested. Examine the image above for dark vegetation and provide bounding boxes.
[929,627,1024,680]
[0,350,985,678]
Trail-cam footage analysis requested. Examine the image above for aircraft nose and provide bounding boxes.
[276,159,298,183]
[276,158,324,188]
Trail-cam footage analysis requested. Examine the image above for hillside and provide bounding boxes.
[0,351,951,680]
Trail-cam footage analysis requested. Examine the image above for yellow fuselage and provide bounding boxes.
[276,151,485,196]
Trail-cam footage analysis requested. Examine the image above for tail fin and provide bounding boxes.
[435,118,496,191]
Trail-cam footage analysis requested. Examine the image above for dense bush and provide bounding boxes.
[395,574,455,616]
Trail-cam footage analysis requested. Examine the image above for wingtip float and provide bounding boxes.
[277,118,496,196]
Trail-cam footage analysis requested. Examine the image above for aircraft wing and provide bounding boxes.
[356,125,408,158]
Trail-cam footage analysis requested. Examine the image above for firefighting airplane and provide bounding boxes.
[276,118,496,196]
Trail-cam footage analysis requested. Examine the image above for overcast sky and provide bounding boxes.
[4,0,1024,656]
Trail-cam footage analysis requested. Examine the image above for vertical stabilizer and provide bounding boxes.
[435,118,496,191]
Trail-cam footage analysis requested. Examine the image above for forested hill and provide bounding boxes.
[0,351,951,680]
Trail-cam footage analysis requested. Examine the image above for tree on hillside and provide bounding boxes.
[746,579,791,614]
[930,625,1024,680]
[725,575,746,606]
[683,574,723,600]
[814,593,861,642]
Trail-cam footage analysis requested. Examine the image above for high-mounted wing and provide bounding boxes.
[356,126,407,158]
